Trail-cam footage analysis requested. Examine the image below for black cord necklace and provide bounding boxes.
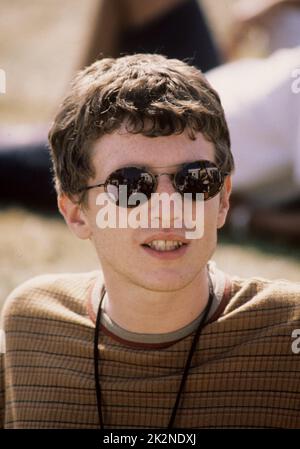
[93,274,214,429]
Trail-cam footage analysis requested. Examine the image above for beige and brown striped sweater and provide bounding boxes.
[0,262,300,429]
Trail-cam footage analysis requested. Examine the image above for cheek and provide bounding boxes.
[198,198,220,243]
[204,197,220,225]
[89,211,141,269]
[92,226,133,254]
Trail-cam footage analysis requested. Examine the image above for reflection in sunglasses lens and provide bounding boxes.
[105,162,223,206]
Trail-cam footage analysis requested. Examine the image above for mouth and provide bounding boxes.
[141,235,189,259]
[142,240,186,252]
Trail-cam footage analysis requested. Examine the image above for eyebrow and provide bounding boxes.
[112,160,204,171]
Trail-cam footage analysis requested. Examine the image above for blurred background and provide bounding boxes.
[0,0,300,311]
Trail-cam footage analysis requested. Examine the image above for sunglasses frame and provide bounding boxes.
[78,160,230,203]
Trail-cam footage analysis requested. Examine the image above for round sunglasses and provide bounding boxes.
[78,160,229,207]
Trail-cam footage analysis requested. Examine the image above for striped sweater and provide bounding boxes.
[0,262,300,428]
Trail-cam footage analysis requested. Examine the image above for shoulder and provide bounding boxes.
[1,271,100,328]
[225,274,300,324]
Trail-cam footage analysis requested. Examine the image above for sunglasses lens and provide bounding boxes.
[106,167,155,207]
[175,161,224,200]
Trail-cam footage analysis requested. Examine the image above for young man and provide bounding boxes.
[0,54,299,429]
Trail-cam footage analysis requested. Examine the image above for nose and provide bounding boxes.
[150,173,183,229]
[155,173,177,195]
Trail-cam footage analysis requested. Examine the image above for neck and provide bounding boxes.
[101,266,210,334]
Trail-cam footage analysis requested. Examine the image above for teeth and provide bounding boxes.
[147,240,184,251]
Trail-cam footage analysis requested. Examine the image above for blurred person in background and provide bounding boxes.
[206,45,300,241]
[82,0,221,71]
[209,0,300,241]
[227,0,300,58]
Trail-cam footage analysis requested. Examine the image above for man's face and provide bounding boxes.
[63,129,231,292]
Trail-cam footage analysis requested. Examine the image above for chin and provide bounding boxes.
[134,269,196,293]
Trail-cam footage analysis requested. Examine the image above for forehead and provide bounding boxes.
[91,129,215,178]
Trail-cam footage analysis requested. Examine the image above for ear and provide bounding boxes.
[217,175,232,229]
[58,194,92,240]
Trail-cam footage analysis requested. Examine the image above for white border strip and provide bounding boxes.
[0,329,6,354]
[0,69,6,94]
